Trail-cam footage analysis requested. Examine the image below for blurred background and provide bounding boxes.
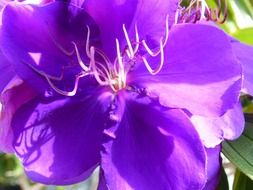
[0,0,253,190]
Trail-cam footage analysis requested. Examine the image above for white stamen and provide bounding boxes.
[123,24,135,59]
[163,15,170,46]
[133,24,140,54]
[45,72,88,96]
[32,15,170,95]
[95,61,112,82]
[24,60,89,96]
[95,48,114,75]
[115,39,124,73]
[24,61,64,81]
[198,0,210,20]
[47,26,74,56]
[174,9,180,24]
[72,42,89,72]
[142,38,165,75]
[90,46,109,86]
[115,39,125,89]
[86,25,91,58]
[142,15,169,57]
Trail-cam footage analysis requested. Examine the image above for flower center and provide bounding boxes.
[72,15,169,93]
[25,15,169,96]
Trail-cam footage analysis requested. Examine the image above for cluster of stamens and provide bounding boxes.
[176,0,227,24]
[27,0,227,97]
[27,16,169,96]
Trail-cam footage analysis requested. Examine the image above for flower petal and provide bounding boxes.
[128,0,180,42]
[15,0,54,5]
[0,48,15,93]
[0,78,36,153]
[1,2,98,92]
[97,170,109,190]
[68,0,85,7]
[231,39,253,96]
[100,98,206,190]
[11,89,112,185]
[203,146,221,190]
[130,23,242,117]
[191,103,244,148]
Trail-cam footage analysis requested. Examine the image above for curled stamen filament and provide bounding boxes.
[24,61,64,81]
[122,24,140,58]
[94,47,114,76]
[115,38,126,89]
[41,15,170,94]
[85,25,91,58]
[24,60,88,96]
[72,42,90,72]
[141,14,169,57]
[142,38,165,75]
[90,46,110,86]
[123,24,135,59]
[46,24,74,57]
[46,72,88,96]
[133,24,140,54]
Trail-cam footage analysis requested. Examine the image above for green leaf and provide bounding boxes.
[222,122,253,180]
[216,167,229,190]
[233,169,253,190]
[232,27,253,45]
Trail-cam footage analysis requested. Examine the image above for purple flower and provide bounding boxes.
[174,0,252,151]
[0,1,242,189]
[175,1,253,188]
[231,39,253,96]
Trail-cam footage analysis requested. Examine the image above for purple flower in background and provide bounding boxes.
[0,0,242,189]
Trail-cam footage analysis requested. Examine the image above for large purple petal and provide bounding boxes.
[1,2,99,92]
[130,23,242,117]
[11,89,112,185]
[191,103,244,148]
[231,40,253,95]
[100,96,206,190]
